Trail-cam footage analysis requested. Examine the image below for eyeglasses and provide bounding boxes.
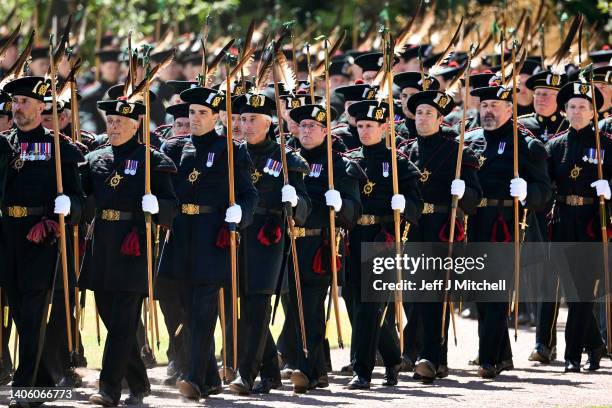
[298,123,325,130]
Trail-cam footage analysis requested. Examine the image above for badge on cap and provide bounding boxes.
[434,93,450,109]
[248,95,263,108]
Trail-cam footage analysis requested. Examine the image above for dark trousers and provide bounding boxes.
[220,284,234,369]
[351,295,401,381]
[236,294,273,386]
[291,285,328,382]
[415,302,449,368]
[565,302,604,362]
[535,301,559,349]
[402,301,423,363]
[476,302,512,366]
[342,285,356,362]
[1,293,14,374]
[277,293,297,367]
[7,288,55,388]
[180,284,221,390]
[260,328,281,380]
[95,291,149,402]
[159,296,184,368]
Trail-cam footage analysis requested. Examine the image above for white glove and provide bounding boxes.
[391,194,406,213]
[451,179,466,200]
[325,189,343,212]
[509,178,527,202]
[225,204,242,224]
[281,184,298,207]
[591,179,611,200]
[142,194,159,214]
[54,195,71,216]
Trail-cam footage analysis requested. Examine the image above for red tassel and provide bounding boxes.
[79,238,87,258]
[216,223,230,249]
[491,214,512,243]
[374,227,395,249]
[26,217,60,244]
[438,219,466,242]
[120,227,141,257]
[312,239,342,275]
[257,218,282,246]
[586,217,612,240]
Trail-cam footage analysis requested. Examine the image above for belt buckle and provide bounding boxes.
[290,227,305,238]
[568,195,583,206]
[478,198,488,208]
[182,203,200,215]
[7,206,27,218]
[101,209,120,221]
[359,214,376,225]
[422,203,434,214]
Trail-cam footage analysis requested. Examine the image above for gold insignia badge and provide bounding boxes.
[211,96,222,107]
[35,81,50,96]
[569,164,581,180]
[109,173,123,188]
[478,155,486,167]
[188,168,201,184]
[363,180,375,196]
[251,169,262,184]
[315,111,326,122]
[579,84,589,95]
[13,158,24,171]
[419,168,431,183]
[120,106,131,115]
[374,108,384,120]
[249,95,262,108]
[436,95,449,109]
[3,101,12,111]
[500,90,510,100]
[291,99,301,108]
[366,89,376,100]
[422,78,431,90]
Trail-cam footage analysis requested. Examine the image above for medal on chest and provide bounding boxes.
[263,158,282,177]
[251,169,262,184]
[363,180,375,196]
[382,162,389,178]
[206,152,215,167]
[419,168,431,183]
[124,160,138,175]
[187,168,201,184]
[309,163,323,178]
[109,172,123,188]
[497,141,506,155]
[583,148,604,164]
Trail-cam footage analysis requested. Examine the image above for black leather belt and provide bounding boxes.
[98,209,135,221]
[3,206,47,218]
[181,204,221,215]
[254,206,283,216]
[477,198,514,208]
[557,195,595,206]
[422,203,450,214]
[289,227,322,238]
[357,214,395,225]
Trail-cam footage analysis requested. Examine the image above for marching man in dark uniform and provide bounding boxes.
[157,85,258,400]
[518,69,569,364]
[79,93,178,406]
[0,76,85,407]
[464,81,552,379]
[228,92,311,395]
[344,99,423,389]
[401,89,482,382]
[545,81,608,373]
[286,104,362,393]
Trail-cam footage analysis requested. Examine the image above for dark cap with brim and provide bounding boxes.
[97,99,145,120]
[166,102,190,119]
[556,81,604,111]
[407,90,455,116]
[180,86,225,112]
[347,100,389,123]
[289,104,337,125]
[3,76,50,101]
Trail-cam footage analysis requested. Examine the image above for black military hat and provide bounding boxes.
[464,71,496,89]
[42,96,65,114]
[97,99,146,120]
[180,86,225,112]
[150,49,174,64]
[521,59,542,76]
[234,92,276,116]
[399,44,433,61]
[166,102,190,119]
[167,80,199,96]
[95,49,123,63]
[354,52,398,73]
[589,47,612,64]
[482,52,512,67]
[394,72,440,91]
[181,53,203,66]
[330,57,352,77]
[470,85,516,102]
[3,76,50,101]
[407,90,455,116]
[347,100,389,123]
[0,90,13,117]
[281,93,323,111]
[107,84,157,103]
[525,71,568,91]
[582,65,612,85]
[213,79,254,95]
[431,61,465,81]
[556,81,604,110]
[289,104,337,125]
[30,46,48,61]
[334,83,378,102]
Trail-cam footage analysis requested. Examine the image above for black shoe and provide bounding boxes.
[75,352,88,368]
[290,370,310,393]
[436,364,449,379]
[229,375,251,395]
[163,370,180,386]
[583,347,605,371]
[123,392,145,405]
[58,368,82,388]
[496,359,514,374]
[252,377,282,394]
[178,379,202,400]
[346,374,370,390]
[339,363,353,375]
[414,359,436,384]
[564,360,580,373]
[478,364,496,379]
[399,356,414,372]
[528,344,553,364]
[382,364,400,386]
[317,373,329,388]
[280,364,294,380]
[204,384,222,397]
[89,390,118,406]
[140,346,157,369]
